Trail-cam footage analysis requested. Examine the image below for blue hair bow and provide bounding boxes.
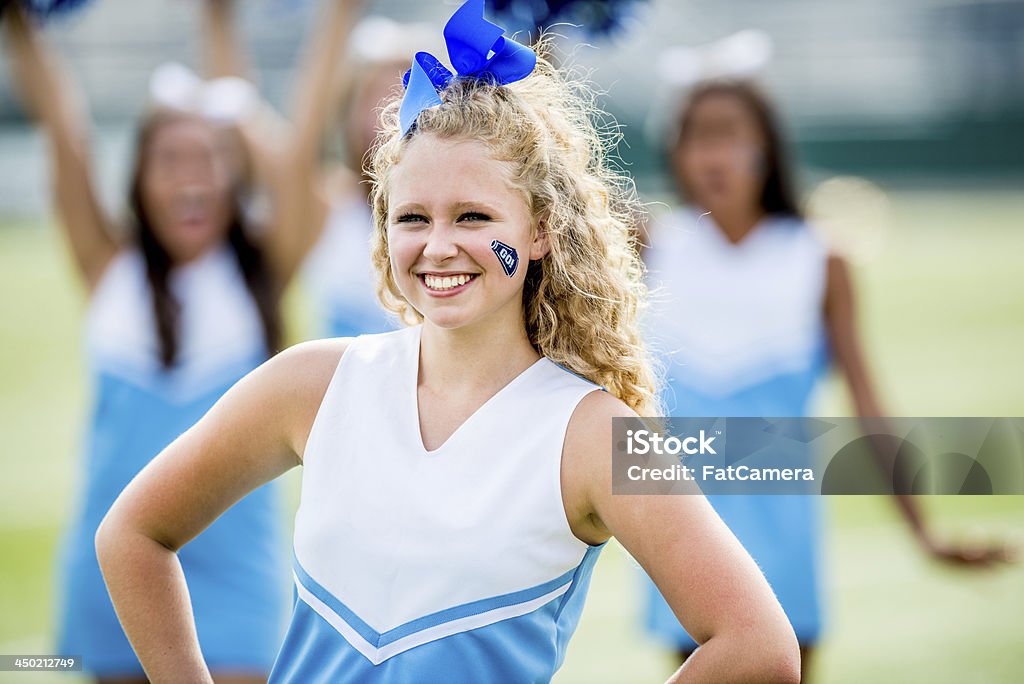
[398,0,537,137]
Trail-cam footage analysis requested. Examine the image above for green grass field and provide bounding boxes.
[1,188,1022,683]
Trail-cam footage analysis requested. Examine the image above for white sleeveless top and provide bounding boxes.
[84,244,267,401]
[281,325,604,674]
[644,209,830,398]
[302,196,396,337]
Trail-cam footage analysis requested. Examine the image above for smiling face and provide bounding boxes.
[386,134,548,331]
[136,116,235,263]
[673,91,766,216]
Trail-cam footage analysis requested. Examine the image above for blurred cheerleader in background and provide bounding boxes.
[0,2,314,680]
[202,0,432,339]
[640,35,1013,682]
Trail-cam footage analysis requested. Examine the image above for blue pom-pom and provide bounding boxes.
[19,0,95,20]
[487,0,648,39]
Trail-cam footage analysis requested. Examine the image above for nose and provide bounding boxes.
[179,185,204,200]
[421,221,460,263]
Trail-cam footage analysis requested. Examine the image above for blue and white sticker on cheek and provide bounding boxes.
[490,239,519,277]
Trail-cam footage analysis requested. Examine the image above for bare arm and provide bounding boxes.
[197,0,292,226]
[197,0,293,244]
[824,253,1012,565]
[562,393,801,683]
[200,0,249,79]
[287,0,363,178]
[258,0,364,286]
[95,339,348,681]
[3,4,117,291]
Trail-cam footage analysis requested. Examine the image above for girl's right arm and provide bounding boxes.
[3,5,117,291]
[95,338,348,682]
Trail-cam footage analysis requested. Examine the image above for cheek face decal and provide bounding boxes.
[490,239,519,277]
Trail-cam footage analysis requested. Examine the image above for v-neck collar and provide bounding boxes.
[698,210,773,250]
[407,325,546,455]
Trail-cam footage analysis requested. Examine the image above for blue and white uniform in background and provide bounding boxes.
[303,197,398,339]
[57,244,289,676]
[642,208,832,649]
[269,325,605,683]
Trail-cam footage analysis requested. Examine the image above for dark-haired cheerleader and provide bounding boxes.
[2,4,304,681]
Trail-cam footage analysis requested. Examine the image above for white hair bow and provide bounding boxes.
[657,29,774,89]
[148,62,259,125]
[348,15,438,64]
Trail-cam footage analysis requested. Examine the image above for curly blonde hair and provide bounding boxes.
[366,51,662,417]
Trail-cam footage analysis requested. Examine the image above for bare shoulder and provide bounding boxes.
[567,390,637,449]
[824,251,854,316]
[268,336,351,386]
[262,337,352,462]
[563,390,637,492]
[826,251,850,277]
[561,390,638,545]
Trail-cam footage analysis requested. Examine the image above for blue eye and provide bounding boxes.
[396,213,427,224]
[459,212,491,223]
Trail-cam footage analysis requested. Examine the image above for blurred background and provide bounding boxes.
[1,0,1022,682]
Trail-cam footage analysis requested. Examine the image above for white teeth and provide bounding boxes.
[423,274,474,291]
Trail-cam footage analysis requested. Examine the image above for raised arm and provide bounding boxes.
[95,338,347,681]
[199,0,249,80]
[256,0,364,286]
[196,0,294,252]
[3,4,117,291]
[563,393,801,683]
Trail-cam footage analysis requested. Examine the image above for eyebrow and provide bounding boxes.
[391,200,502,215]
[452,201,500,214]
[391,202,427,215]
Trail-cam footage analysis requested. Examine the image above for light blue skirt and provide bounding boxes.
[644,365,829,650]
[56,367,290,676]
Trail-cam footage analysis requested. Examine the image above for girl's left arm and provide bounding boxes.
[562,392,801,684]
[824,253,1013,566]
[95,339,348,682]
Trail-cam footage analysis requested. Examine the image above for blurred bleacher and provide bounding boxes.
[0,0,1022,216]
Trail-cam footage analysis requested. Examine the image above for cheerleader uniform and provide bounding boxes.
[268,325,605,683]
[56,244,289,675]
[642,209,832,649]
[303,196,398,339]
